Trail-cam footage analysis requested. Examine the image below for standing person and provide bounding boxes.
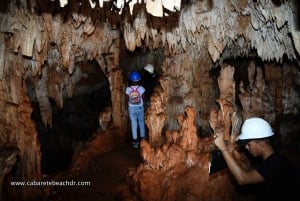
[126,71,146,148]
[141,64,157,109]
[214,117,295,201]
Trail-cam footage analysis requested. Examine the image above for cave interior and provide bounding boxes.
[0,0,300,201]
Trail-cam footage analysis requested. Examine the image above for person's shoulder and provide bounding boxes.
[268,153,288,165]
[270,153,295,174]
[138,85,146,93]
[125,86,132,93]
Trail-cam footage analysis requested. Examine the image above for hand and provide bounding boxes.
[214,133,227,150]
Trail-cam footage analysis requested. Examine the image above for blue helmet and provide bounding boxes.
[129,71,141,82]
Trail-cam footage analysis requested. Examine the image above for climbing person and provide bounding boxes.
[140,64,158,109]
[214,117,295,201]
[126,71,146,148]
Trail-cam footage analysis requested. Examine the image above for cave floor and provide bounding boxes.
[50,142,142,201]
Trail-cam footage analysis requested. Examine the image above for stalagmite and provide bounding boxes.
[133,106,239,201]
[0,0,299,200]
[177,106,198,151]
[145,91,167,145]
[216,64,236,141]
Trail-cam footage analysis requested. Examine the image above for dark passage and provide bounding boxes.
[31,61,111,174]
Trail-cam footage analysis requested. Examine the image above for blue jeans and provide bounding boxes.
[128,106,145,140]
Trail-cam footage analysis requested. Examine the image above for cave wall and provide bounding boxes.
[0,1,125,199]
[0,0,300,200]
[0,49,42,199]
[131,60,300,201]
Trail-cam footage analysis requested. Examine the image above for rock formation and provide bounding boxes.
[0,0,299,200]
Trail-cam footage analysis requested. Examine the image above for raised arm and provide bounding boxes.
[214,134,264,185]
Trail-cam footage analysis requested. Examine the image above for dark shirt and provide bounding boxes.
[255,153,295,201]
[141,69,157,102]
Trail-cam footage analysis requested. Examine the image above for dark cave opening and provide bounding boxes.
[30,61,112,174]
[120,43,165,138]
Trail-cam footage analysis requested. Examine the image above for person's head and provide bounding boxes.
[244,139,273,157]
[129,71,141,86]
[237,117,274,157]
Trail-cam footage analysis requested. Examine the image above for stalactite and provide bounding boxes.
[60,36,72,70]
[282,63,300,115]
[291,31,300,56]
[0,1,299,200]
[83,16,96,35]
[133,10,147,47]
[123,21,136,52]
[0,0,298,64]
[0,34,5,79]
[34,68,53,129]
[238,62,276,122]
[146,0,163,17]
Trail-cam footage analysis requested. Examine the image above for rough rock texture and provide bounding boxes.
[130,106,243,201]
[0,146,20,199]
[132,58,299,200]
[0,0,299,200]
[0,51,42,199]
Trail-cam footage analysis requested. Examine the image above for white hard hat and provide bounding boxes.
[237,117,274,145]
[144,64,154,74]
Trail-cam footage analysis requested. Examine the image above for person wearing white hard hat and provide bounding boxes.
[141,64,158,109]
[214,117,295,201]
[144,64,155,75]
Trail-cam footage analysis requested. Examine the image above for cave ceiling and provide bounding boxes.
[0,0,299,68]
[0,0,299,128]
[1,2,300,200]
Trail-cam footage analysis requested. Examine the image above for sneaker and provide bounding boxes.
[132,141,139,148]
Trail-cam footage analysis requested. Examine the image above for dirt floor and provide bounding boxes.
[49,141,143,201]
